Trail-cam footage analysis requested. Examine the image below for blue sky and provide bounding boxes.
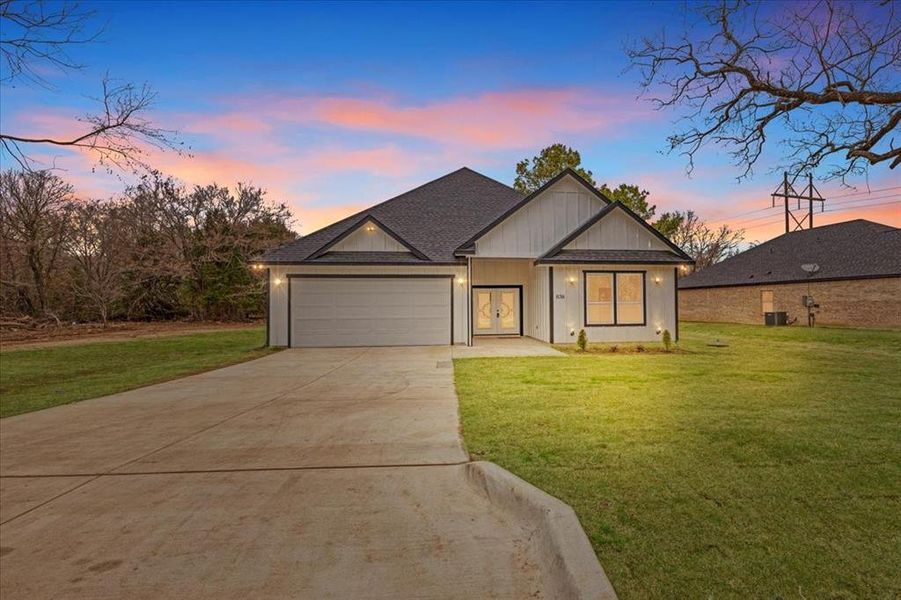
[1,0,898,239]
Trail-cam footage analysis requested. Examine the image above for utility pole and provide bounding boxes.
[771,172,826,233]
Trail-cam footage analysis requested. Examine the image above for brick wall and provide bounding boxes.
[679,277,901,329]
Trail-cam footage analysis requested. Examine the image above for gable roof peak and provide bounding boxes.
[308,213,429,261]
[539,200,692,261]
[454,166,610,253]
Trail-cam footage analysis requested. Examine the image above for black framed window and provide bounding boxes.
[584,271,646,326]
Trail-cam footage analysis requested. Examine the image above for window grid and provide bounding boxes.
[583,271,647,327]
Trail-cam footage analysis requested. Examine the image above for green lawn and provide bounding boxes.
[0,328,276,418]
[455,323,901,599]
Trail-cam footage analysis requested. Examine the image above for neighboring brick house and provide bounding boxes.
[679,220,901,329]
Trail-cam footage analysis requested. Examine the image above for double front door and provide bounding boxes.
[472,287,520,335]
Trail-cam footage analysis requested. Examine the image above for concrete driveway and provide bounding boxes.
[0,347,554,599]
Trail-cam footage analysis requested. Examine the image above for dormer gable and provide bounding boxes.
[331,219,409,253]
[308,215,430,261]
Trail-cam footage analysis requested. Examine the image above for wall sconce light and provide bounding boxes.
[655,325,662,335]
[567,276,576,286]
[456,277,467,286]
[653,276,662,285]
[366,224,376,232]
[274,277,283,286]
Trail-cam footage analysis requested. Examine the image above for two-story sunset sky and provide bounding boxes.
[1,0,898,242]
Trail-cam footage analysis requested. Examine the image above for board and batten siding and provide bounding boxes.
[530,266,551,342]
[564,209,671,251]
[267,264,467,347]
[551,264,677,343]
[331,221,409,253]
[475,175,605,257]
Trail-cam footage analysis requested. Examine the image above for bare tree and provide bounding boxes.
[1,77,183,174]
[0,168,294,324]
[662,210,745,269]
[0,169,74,318]
[0,0,98,86]
[66,199,127,324]
[628,0,901,181]
[0,1,182,173]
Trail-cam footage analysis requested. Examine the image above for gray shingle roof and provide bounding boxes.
[260,167,524,264]
[536,249,691,264]
[679,220,901,289]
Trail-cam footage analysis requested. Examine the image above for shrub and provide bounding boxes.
[662,329,673,352]
[577,329,587,352]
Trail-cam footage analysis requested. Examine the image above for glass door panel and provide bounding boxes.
[474,291,495,332]
[472,288,520,336]
[498,290,518,333]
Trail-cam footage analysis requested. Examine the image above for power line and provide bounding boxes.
[742,199,899,231]
[827,185,901,200]
[709,185,901,225]
[829,193,901,208]
[823,199,901,214]
[741,199,900,231]
[710,205,780,222]
[728,193,901,228]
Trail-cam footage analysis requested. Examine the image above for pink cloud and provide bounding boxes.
[16,86,893,244]
[253,87,653,149]
[186,113,272,135]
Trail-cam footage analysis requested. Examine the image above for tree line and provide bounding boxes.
[0,170,295,325]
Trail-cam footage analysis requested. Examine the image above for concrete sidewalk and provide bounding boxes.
[452,336,565,358]
[0,347,574,599]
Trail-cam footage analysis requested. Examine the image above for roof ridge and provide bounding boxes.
[278,168,494,247]
[781,218,895,235]
[458,166,523,196]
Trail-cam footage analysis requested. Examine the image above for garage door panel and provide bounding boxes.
[290,277,451,347]
[411,305,450,318]
[294,306,337,319]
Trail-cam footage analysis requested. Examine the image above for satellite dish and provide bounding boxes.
[801,263,820,274]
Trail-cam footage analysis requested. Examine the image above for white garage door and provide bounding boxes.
[290,277,452,347]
